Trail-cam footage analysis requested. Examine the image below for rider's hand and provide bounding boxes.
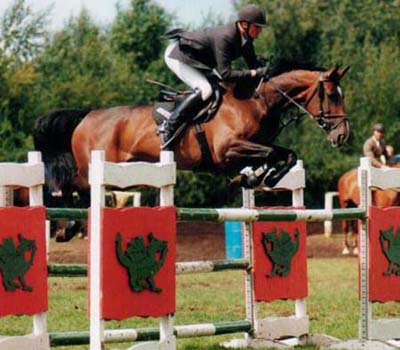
[255,65,272,79]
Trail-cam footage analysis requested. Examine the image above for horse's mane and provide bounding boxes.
[34,108,91,155]
[232,62,325,100]
[269,60,326,77]
[33,108,91,193]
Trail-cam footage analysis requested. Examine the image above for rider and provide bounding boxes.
[162,3,271,149]
[363,123,388,168]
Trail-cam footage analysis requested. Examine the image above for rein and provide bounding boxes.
[259,73,348,135]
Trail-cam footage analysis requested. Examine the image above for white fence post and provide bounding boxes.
[324,191,338,237]
[0,151,48,350]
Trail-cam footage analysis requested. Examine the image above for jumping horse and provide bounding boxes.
[338,164,400,254]
[34,66,350,210]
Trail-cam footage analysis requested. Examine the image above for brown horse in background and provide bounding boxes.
[34,67,350,209]
[338,165,400,254]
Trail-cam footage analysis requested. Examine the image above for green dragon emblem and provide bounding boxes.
[262,228,299,278]
[115,232,168,293]
[0,234,37,292]
[380,226,400,276]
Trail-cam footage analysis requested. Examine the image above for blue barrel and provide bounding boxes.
[224,221,243,259]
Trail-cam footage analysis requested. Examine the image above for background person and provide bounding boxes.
[363,123,388,168]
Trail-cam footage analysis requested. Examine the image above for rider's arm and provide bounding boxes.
[214,35,258,82]
[242,40,262,70]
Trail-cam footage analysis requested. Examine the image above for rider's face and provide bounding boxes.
[374,130,384,140]
[248,23,263,39]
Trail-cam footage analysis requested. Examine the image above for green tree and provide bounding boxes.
[35,9,120,110]
[110,0,171,70]
[0,0,49,62]
[0,0,48,160]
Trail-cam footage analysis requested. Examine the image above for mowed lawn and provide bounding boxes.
[1,257,400,349]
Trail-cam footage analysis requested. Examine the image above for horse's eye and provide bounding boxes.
[328,91,342,103]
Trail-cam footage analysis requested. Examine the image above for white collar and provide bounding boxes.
[241,34,247,47]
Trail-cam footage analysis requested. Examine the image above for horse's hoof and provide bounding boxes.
[230,174,252,189]
[246,174,262,188]
[342,247,350,255]
[263,176,279,188]
[352,247,359,255]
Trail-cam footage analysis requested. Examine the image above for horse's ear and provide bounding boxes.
[327,65,350,82]
[325,66,339,80]
[338,66,351,80]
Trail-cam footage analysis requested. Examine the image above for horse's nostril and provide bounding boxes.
[337,134,345,146]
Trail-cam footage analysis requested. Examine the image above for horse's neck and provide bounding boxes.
[262,70,321,108]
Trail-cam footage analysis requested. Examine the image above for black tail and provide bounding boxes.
[33,108,91,198]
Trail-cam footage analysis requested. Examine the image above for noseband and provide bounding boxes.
[304,75,348,132]
[264,73,348,137]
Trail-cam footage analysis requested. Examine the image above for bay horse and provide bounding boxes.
[338,165,400,254]
[34,67,350,209]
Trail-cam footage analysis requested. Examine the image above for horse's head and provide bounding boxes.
[302,66,350,147]
[262,66,350,147]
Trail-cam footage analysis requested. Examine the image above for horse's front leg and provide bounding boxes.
[224,139,297,189]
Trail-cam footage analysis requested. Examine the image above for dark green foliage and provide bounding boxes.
[0,0,48,160]
[249,0,400,206]
[110,0,171,70]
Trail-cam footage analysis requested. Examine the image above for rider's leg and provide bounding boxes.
[163,42,212,149]
[164,41,213,100]
[161,88,203,149]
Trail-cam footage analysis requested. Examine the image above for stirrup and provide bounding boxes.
[160,123,186,150]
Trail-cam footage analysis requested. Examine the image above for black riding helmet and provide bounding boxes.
[238,4,267,27]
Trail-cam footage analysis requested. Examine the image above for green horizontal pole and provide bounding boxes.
[46,208,88,220]
[48,259,249,278]
[49,320,251,346]
[50,331,90,346]
[177,208,221,222]
[212,259,249,271]
[177,207,366,222]
[45,207,366,222]
[330,208,366,220]
[48,264,87,277]
[50,327,160,346]
[213,320,252,335]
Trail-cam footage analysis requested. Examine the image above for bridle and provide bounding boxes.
[302,75,348,132]
[263,73,348,134]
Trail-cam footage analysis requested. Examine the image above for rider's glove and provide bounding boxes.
[255,65,272,80]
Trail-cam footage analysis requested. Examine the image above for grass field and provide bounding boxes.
[1,257,400,349]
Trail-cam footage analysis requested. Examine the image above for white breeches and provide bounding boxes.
[164,41,213,101]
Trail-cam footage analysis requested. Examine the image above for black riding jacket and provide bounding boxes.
[166,22,262,82]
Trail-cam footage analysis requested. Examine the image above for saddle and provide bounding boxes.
[152,84,225,170]
[152,86,223,129]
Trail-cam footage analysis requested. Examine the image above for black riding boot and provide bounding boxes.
[161,89,203,150]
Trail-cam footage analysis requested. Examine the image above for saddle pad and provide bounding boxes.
[152,92,221,128]
[152,101,175,126]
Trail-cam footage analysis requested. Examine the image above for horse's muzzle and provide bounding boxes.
[329,119,350,147]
